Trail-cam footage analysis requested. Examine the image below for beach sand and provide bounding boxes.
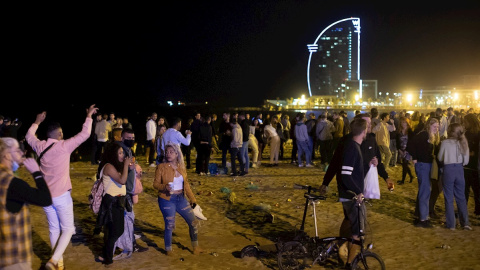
[21,142,480,270]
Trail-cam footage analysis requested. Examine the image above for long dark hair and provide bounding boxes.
[97,143,124,177]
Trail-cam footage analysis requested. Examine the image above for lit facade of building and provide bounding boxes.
[307,18,360,99]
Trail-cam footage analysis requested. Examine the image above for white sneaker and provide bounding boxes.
[149,163,156,167]
[305,164,313,167]
[298,164,304,167]
[193,204,207,220]
[464,225,473,231]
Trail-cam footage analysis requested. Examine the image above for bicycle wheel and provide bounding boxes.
[277,241,308,270]
[351,251,385,270]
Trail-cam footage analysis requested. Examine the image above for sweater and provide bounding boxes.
[294,123,309,142]
[338,139,364,199]
[437,139,469,166]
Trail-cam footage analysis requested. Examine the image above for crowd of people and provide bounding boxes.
[1,104,479,269]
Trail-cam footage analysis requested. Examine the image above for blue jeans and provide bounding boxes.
[241,141,249,173]
[297,140,311,165]
[415,162,432,221]
[230,147,245,174]
[158,194,198,251]
[443,164,469,228]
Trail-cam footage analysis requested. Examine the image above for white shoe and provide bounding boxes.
[149,163,156,167]
[305,164,313,167]
[193,204,207,220]
[298,164,304,167]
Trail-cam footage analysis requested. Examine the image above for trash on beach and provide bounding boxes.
[220,187,231,193]
[254,203,271,211]
[227,192,236,204]
[437,244,451,249]
[211,252,219,257]
[263,212,275,223]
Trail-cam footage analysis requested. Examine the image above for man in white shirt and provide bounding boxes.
[94,113,112,164]
[145,112,157,167]
[161,118,192,158]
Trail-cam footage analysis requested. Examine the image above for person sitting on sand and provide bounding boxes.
[153,141,202,256]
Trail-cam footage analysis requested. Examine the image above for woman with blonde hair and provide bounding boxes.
[438,123,471,230]
[408,117,440,228]
[153,142,201,256]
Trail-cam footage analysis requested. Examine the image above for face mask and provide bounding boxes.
[124,139,135,148]
[12,161,20,172]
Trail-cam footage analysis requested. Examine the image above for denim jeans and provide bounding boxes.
[415,162,432,221]
[297,140,311,165]
[158,194,198,251]
[241,141,250,172]
[43,190,76,263]
[230,147,245,174]
[443,164,469,228]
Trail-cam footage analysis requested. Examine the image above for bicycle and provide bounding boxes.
[277,183,385,270]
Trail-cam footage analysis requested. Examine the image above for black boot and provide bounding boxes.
[397,180,405,185]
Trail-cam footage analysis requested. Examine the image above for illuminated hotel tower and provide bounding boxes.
[307,18,361,98]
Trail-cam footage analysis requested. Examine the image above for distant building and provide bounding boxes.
[307,18,361,99]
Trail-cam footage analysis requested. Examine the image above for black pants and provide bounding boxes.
[319,140,332,164]
[181,144,192,169]
[95,141,107,163]
[103,198,125,264]
[290,137,298,162]
[465,168,480,215]
[196,144,211,174]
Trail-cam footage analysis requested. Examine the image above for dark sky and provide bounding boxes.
[3,2,480,118]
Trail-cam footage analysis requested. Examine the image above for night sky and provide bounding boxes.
[3,2,480,121]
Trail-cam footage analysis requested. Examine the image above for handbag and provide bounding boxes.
[364,164,380,199]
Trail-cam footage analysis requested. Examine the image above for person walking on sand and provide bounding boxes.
[437,123,472,230]
[153,142,202,256]
[0,138,53,270]
[25,104,98,270]
[408,117,440,228]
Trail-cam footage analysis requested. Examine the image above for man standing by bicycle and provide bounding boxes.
[337,118,367,269]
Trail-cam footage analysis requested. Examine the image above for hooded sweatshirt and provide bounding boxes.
[230,123,243,148]
[295,122,309,142]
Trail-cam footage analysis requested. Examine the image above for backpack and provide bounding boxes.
[88,166,105,214]
[208,163,218,175]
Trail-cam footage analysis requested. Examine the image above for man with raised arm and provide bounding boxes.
[25,104,98,270]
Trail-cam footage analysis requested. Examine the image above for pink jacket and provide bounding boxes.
[25,117,93,198]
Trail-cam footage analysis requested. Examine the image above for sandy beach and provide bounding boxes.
[21,142,480,270]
